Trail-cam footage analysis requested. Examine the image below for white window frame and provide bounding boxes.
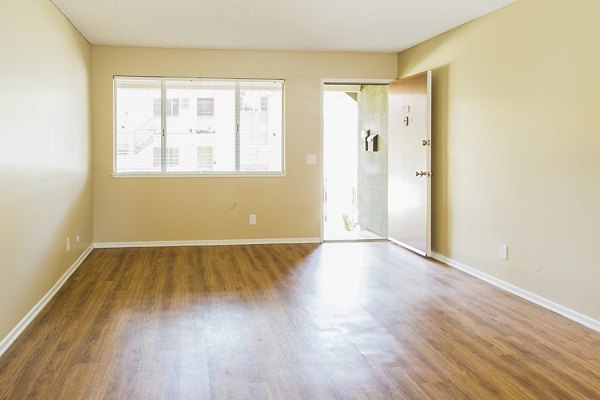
[112,76,286,178]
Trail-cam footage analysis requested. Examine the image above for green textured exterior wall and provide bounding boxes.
[357,85,388,237]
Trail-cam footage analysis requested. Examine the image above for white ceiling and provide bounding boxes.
[51,0,515,53]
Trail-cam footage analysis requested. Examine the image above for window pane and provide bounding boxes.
[114,77,284,174]
[238,82,283,172]
[164,80,236,172]
[115,78,162,172]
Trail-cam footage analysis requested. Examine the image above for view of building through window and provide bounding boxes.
[114,77,284,174]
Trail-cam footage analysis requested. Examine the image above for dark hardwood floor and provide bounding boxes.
[0,242,599,399]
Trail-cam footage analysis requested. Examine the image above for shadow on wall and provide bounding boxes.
[431,65,449,256]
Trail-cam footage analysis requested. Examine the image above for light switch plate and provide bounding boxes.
[306,154,317,165]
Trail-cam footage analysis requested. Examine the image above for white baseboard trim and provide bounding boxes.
[431,252,600,333]
[0,244,94,358]
[94,237,322,249]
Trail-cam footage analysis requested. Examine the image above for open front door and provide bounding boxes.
[388,71,432,256]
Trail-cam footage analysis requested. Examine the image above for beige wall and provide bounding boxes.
[397,0,600,320]
[0,0,92,341]
[92,47,396,242]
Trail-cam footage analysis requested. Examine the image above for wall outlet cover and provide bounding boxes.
[499,243,508,260]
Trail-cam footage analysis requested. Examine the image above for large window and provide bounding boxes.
[114,77,284,175]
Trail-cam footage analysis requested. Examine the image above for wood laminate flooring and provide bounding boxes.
[0,242,599,399]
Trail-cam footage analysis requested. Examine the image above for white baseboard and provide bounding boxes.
[431,252,600,333]
[94,237,322,249]
[0,244,94,358]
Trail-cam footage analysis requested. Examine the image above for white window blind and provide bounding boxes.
[114,77,284,175]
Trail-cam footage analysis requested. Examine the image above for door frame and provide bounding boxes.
[319,78,395,242]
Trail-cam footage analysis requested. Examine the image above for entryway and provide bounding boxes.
[322,83,389,241]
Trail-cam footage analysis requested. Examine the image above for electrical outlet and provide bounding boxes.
[66,237,71,252]
[498,243,508,260]
[249,214,256,225]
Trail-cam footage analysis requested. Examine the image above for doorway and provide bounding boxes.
[322,83,388,241]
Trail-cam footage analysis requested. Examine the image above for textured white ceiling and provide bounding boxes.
[51,0,515,52]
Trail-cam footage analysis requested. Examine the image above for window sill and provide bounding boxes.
[112,171,287,178]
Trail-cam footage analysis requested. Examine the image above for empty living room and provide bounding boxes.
[1,0,599,398]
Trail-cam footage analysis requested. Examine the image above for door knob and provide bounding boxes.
[415,171,432,177]
[421,140,430,146]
